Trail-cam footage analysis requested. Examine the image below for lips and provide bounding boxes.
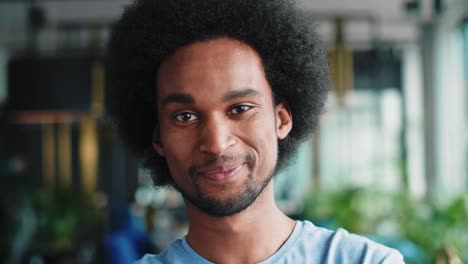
[198,163,244,182]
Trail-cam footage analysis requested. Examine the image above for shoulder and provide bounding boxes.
[293,220,404,263]
[134,239,190,264]
[134,254,161,264]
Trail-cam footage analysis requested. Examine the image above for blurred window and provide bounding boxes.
[463,19,468,190]
[434,24,467,202]
[319,90,403,192]
[402,44,425,199]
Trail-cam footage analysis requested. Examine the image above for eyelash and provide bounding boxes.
[228,105,253,115]
[174,111,199,122]
[172,104,255,123]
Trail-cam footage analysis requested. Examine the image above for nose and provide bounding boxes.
[198,115,236,155]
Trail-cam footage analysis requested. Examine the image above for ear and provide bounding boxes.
[275,102,293,140]
[152,128,165,157]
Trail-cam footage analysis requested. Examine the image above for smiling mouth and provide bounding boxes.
[198,163,245,182]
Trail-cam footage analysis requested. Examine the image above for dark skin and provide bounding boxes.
[153,38,295,264]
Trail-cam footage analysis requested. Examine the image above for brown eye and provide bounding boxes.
[229,105,252,115]
[174,112,199,122]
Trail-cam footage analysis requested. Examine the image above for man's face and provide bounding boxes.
[154,38,292,217]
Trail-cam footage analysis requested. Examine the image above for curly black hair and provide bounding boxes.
[106,0,329,187]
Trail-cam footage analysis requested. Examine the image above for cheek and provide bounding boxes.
[251,111,278,142]
[163,138,195,164]
[159,126,196,176]
[163,146,195,189]
[239,113,278,166]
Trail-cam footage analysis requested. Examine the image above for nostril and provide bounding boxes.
[199,135,237,155]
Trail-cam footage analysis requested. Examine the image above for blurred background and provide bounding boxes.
[0,0,467,263]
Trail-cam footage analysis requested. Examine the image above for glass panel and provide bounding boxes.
[320,90,403,192]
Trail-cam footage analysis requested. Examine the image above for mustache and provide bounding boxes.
[189,153,255,180]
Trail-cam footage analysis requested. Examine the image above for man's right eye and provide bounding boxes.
[174,112,199,122]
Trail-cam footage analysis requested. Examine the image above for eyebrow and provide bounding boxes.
[159,88,261,107]
[222,88,261,102]
[160,93,194,107]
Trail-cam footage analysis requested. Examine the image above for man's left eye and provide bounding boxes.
[229,105,252,115]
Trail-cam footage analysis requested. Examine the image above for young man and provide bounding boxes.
[107,0,404,263]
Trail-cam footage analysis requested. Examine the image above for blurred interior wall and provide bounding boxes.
[0,47,7,105]
[402,44,426,200]
[420,0,468,204]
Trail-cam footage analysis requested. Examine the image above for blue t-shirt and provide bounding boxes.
[136,220,404,263]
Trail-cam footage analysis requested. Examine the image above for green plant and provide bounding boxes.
[1,177,101,259]
[301,187,468,263]
[31,187,99,254]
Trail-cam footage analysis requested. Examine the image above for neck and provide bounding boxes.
[184,181,296,264]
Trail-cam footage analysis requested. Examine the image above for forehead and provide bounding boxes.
[155,38,272,103]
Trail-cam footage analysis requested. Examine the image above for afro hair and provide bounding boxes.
[106,0,329,187]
